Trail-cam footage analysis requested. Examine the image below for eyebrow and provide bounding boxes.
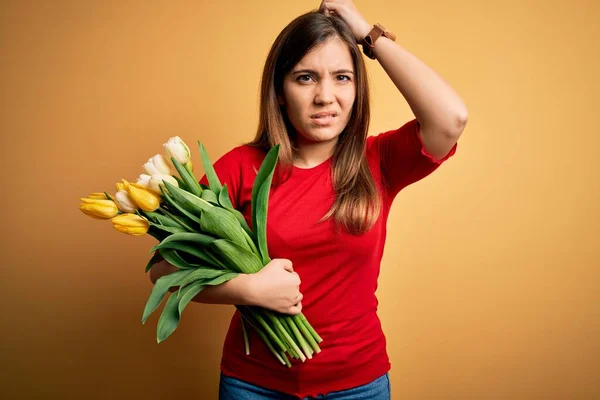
[292,69,355,75]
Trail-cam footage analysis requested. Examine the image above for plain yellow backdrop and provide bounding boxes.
[1,0,598,399]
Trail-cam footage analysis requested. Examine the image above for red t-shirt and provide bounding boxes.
[199,119,457,398]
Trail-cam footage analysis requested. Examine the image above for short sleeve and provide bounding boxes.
[371,119,457,199]
[198,146,243,210]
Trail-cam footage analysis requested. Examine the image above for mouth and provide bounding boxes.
[310,111,338,126]
[311,111,338,118]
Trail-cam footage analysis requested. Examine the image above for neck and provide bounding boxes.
[293,137,338,169]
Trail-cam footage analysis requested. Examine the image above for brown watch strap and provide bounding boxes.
[361,23,396,60]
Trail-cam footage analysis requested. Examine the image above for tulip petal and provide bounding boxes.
[79,198,118,219]
[111,213,149,235]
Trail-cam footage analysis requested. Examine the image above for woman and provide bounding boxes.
[151,1,468,399]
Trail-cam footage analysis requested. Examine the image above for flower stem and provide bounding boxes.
[240,315,250,355]
[293,314,321,353]
[244,307,287,353]
[267,313,305,362]
[239,308,287,366]
[298,313,323,343]
[285,316,312,359]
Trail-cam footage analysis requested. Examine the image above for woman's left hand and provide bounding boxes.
[318,0,373,43]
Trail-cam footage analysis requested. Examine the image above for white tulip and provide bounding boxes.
[115,190,137,213]
[148,173,179,194]
[163,136,191,165]
[136,174,152,188]
[143,154,172,176]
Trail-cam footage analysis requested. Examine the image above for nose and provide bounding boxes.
[314,79,335,105]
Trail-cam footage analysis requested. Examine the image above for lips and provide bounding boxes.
[310,112,338,126]
[311,111,338,118]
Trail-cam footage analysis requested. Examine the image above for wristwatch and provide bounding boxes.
[361,23,396,60]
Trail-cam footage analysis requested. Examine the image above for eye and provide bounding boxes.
[337,75,352,82]
[296,74,314,83]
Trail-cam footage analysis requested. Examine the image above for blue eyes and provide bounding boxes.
[296,75,352,83]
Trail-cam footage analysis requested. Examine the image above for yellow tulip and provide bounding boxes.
[89,192,108,200]
[122,179,161,212]
[115,182,127,192]
[111,213,149,236]
[80,197,118,219]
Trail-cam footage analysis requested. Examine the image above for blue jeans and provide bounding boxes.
[219,372,391,400]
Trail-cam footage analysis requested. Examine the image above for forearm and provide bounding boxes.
[368,32,468,134]
[150,260,255,305]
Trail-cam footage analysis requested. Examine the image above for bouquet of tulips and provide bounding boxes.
[79,137,322,367]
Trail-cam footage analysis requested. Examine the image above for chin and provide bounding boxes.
[305,133,340,144]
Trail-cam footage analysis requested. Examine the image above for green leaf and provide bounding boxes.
[217,184,235,209]
[200,207,250,251]
[177,282,205,317]
[147,226,168,242]
[171,157,202,197]
[145,251,163,273]
[211,239,263,274]
[158,185,202,224]
[158,208,195,231]
[219,185,256,242]
[159,249,196,269]
[143,211,186,229]
[152,232,217,250]
[200,189,219,204]
[148,221,187,235]
[155,242,222,269]
[141,269,191,324]
[156,291,183,343]
[172,175,189,192]
[241,228,260,258]
[139,210,160,223]
[163,181,212,216]
[177,269,229,290]
[157,271,239,343]
[197,141,223,193]
[204,272,239,286]
[181,269,238,290]
[104,191,115,202]
[251,145,280,265]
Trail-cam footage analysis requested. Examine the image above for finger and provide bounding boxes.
[282,259,294,272]
[318,1,326,13]
[319,1,334,15]
[288,302,302,315]
[292,272,301,286]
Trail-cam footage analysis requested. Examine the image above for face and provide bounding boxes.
[280,38,356,148]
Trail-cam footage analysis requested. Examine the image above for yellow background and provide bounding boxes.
[1,0,598,398]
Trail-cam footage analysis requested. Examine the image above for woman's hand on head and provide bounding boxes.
[318,0,372,42]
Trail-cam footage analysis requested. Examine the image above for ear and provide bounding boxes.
[277,94,285,106]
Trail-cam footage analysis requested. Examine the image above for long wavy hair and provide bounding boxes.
[246,11,381,235]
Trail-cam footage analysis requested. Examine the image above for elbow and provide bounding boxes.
[457,108,468,127]
[149,268,159,285]
[448,109,468,138]
[149,259,172,284]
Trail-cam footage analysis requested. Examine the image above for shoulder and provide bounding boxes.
[213,144,265,168]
